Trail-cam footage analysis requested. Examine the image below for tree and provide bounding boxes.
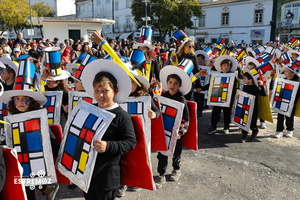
[131,0,202,41]
[31,1,55,38]
[0,0,32,35]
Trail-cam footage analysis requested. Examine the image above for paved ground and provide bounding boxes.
[36,108,300,200]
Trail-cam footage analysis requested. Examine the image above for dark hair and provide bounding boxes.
[247,62,256,68]
[167,74,182,85]
[197,54,206,60]
[220,59,232,68]
[4,65,16,78]
[8,96,41,114]
[45,79,70,92]
[131,81,148,97]
[243,72,254,82]
[93,72,118,93]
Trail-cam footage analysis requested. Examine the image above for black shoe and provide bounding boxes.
[247,133,257,142]
[207,127,217,135]
[67,184,77,189]
[241,134,248,143]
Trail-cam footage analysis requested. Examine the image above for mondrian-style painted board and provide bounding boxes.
[207,73,235,107]
[43,91,63,125]
[271,78,299,117]
[231,90,255,132]
[0,101,8,141]
[154,94,184,157]
[119,96,151,158]
[4,109,57,186]
[57,100,115,193]
[68,91,96,115]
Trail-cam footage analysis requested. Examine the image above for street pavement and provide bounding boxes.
[39,108,300,200]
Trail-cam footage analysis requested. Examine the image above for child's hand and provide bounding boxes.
[91,31,104,45]
[177,134,181,139]
[148,109,156,119]
[94,139,107,153]
[257,80,263,86]
[42,67,52,80]
[196,69,208,77]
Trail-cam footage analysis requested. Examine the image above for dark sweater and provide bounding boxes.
[90,105,136,190]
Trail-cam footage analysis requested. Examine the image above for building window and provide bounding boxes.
[115,20,119,30]
[199,15,205,27]
[126,0,131,8]
[88,4,92,13]
[126,19,130,29]
[254,9,263,23]
[97,0,100,5]
[80,5,85,15]
[106,0,110,4]
[221,13,229,25]
[115,1,119,10]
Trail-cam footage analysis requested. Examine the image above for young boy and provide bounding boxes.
[274,67,300,138]
[0,64,16,91]
[155,74,190,189]
[241,71,266,142]
[207,56,238,134]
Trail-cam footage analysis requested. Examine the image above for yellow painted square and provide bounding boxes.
[48,119,53,124]
[221,92,227,100]
[78,151,88,172]
[243,115,248,123]
[72,101,78,109]
[276,85,281,93]
[13,128,20,145]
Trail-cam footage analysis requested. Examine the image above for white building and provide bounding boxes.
[30,0,76,17]
[187,0,273,44]
[75,0,273,44]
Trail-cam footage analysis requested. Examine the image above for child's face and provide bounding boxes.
[247,64,255,70]
[13,95,31,112]
[243,76,253,85]
[291,53,299,61]
[1,69,10,81]
[46,80,60,88]
[167,77,181,95]
[284,68,296,80]
[221,63,232,73]
[197,56,206,66]
[93,81,116,108]
[74,79,85,91]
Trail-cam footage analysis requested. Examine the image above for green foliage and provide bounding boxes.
[131,0,202,41]
[32,1,55,17]
[0,0,32,35]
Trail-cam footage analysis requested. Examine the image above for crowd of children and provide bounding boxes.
[0,29,299,200]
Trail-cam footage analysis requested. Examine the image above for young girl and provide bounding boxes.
[80,58,136,199]
[274,67,300,138]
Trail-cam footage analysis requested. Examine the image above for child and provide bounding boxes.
[274,67,300,138]
[155,73,190,189]
[0,58,17,91]
[80,59,136,199]
[207,56,238,134]
[241,70,266,142]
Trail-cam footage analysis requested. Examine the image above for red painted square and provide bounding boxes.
[83,97,93,104]
[234,116,240,123]
[285,83,294,91]
[24,119,40,132]
[211,97,219,102]
[61,153,73,170]
[15,77,23,83]
[18,154,23,163]
[2,110,8,116]
[222,84,228,88]
[14,84,22,90]
[165,107,177,117]
[46,107,54,113]
[85,130,95,143]
[23,153,28,163]
[274,96,279,102]
[80,128,87,139]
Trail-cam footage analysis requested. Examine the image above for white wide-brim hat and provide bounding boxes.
[287,49,300,57]
[133,42,155,50]
[195,50,210,65]
[0,90,47,105]
[214,55,238,73]
[47,70,71,81]
[0,57,18,74]
[245,56,260,69]
[66,60,79,74]
[81,59,131,103]
[159,65,192,95]
[124,63,150,90]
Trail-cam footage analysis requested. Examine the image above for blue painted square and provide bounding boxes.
[84,114,97,128]
[212,88,220,97]
[221,77,228,84]
[26,132,43,151]
[243,97,249,105]
[235,107,243,117]
[65,134,78,156]
[163,114,175,132]
[44,96,52,106]
[275,101,281,109]
[128,102,137,114]
[50,51,61,63]
[282,89,292,100]
[22,163,30,177]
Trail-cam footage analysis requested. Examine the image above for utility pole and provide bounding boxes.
[270,0,277,42]
[29,0,33,40]
[142,0,151,27]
